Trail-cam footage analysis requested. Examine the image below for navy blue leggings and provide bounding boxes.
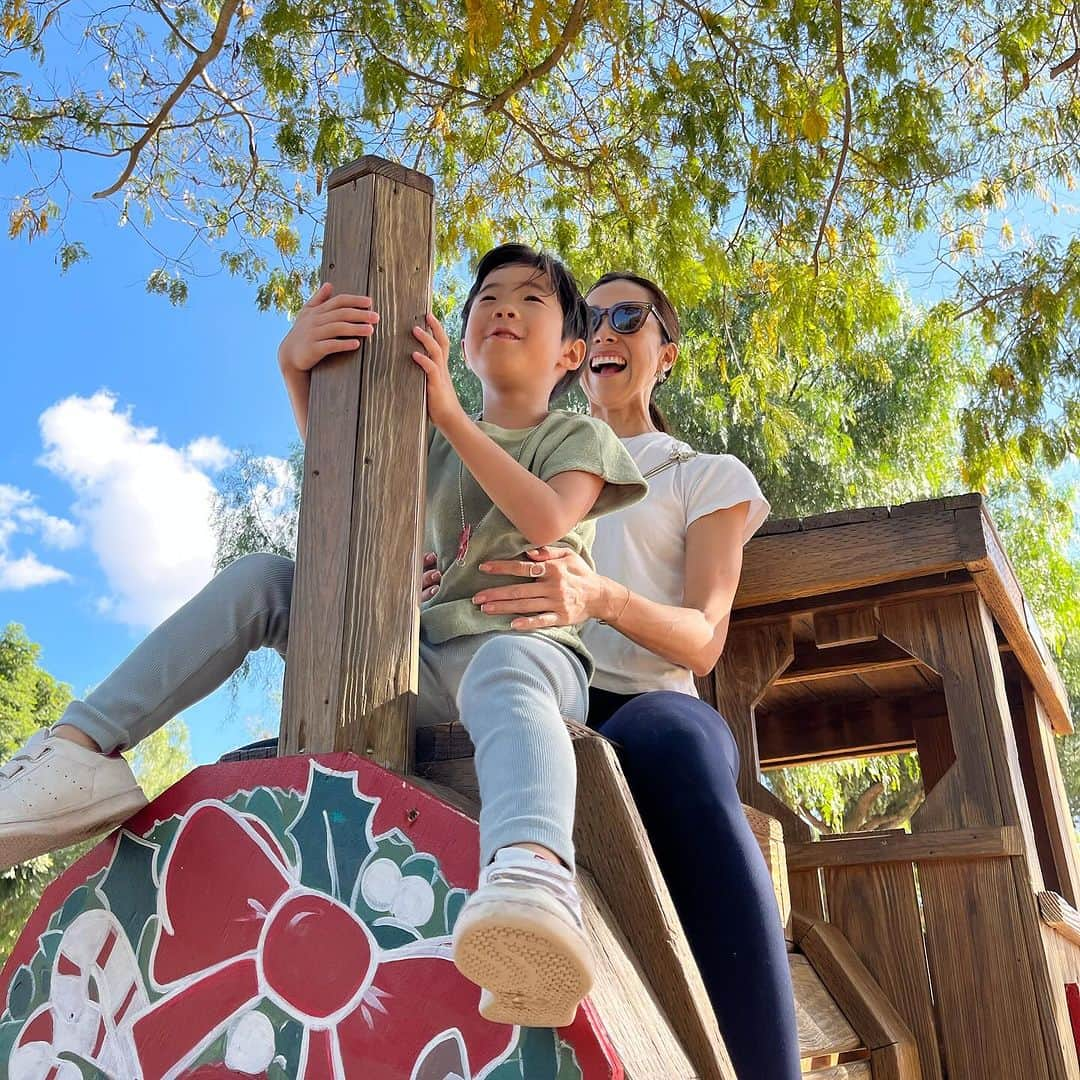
[589,688,801,1079]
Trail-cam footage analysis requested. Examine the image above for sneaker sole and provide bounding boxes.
[0,788,149,872]
[452,900,594,1028]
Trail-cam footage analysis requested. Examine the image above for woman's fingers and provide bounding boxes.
[478,597,556,615]
[473,581,551,604]
[525,546,569,562]
[509,613,561,630]
[423,552,438,569]
[421,568,441,590]
[478,559,547,578]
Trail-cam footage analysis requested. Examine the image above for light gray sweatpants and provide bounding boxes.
[60,553,587,868]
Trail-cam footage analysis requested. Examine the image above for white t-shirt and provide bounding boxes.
[582,431,770,696]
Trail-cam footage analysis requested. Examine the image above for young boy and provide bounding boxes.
[0,244,646,1029]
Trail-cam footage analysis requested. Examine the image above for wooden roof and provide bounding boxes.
[736,493,1073,734]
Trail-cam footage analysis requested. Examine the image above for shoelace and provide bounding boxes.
[0,731,49,782]
[480,860,584,926]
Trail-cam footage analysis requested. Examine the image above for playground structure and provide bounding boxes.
[3,156,1080,1078]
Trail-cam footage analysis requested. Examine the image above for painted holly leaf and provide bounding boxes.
[286,764,378,900]
[55,1051,112,1079]
[486,1026,582,1080]
[239,786,300,864]
[98,832,160,957]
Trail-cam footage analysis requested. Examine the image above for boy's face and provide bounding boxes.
[461,264,585,397]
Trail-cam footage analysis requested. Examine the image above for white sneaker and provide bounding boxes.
[452,846,595,1028]
[0,729,148,871]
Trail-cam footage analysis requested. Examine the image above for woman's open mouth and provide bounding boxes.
[589,353,627,377]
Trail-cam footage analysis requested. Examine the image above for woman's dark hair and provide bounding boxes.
[589,271,680,434]
[461,243,590,403]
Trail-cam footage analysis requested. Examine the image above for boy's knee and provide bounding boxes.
[458,635,577,723]
[216,553,294,613]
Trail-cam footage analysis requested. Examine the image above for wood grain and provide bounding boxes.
[823,863,942,1079]
[813,607,880,649]
[791,953,863,1060]
[786,826,1023,869]
[279,158,434,769]
[1020,682,1080,905]
[573,735,736,1079]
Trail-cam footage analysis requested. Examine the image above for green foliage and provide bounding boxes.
[0,626,192,968]
[5,0,1080,496]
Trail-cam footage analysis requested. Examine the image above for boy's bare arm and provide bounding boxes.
[443,412,605,546]
[278,284,380,442]
[412,314,604,547]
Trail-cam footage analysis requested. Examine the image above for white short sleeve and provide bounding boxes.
[678,453,770,544]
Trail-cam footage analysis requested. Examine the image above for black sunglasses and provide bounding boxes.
[589,301,674,342]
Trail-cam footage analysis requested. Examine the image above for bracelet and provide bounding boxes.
[599,584,632,626]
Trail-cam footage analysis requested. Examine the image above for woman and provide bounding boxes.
[446,272,802,1078]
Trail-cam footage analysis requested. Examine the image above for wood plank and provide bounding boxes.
[1041,891,1080,948]
[757,695,923,769]
[798,919,917,1053]
[803,1064,872,1080]
[1022,682,1080,905]
[279,169,374,757]
[967,505,1072,733]
[710,619,796,806]
[789,868,827,921]
[573,735,735,1079]
[774,640,920,685]
[736,510,985,611]
[744,802,791,929]
[734,575,978,629]
[788,826,1022,869]
[877,595,1002,831]
[961,592,1079,1076]
[280,158,434,769]
[823,863,942,1079]
[917,858,1056,1078]
[791,953,863,1060]
[577,866,703,1078]
[813,607,880,648]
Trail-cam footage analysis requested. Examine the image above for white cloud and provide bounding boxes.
[185,435,235,472]
[37,392,227,627]
[0,483,77,591]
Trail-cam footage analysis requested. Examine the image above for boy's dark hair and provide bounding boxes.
[461,243,590,403]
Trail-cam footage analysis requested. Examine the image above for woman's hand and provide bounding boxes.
[278,283,380,374]
[420,551,441,602]
[412,314,467,431]
[472,546,612,630]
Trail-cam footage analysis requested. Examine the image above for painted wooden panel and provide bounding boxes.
[0,754,622,1080]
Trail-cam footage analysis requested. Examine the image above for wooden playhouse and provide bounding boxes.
[3,157,1080,1080]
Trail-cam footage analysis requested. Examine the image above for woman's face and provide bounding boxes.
[582,279,674,415]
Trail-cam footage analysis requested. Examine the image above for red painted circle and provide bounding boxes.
[261,893,373,1019]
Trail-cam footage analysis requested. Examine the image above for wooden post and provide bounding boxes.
[279,157,435,771]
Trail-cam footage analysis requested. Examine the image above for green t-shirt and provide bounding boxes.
[422,411,647,676]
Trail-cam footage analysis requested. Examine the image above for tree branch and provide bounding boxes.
[93,0,241,198]
[811,0,852,275]
[483,0,589,115]
[844,780,885,832]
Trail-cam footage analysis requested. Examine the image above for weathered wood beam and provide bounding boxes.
[279,157,435,770]
[773,639,921,686]
[786,825,1024,870]
[757,692,938,768]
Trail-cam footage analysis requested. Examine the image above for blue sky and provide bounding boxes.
[2,165,298,765]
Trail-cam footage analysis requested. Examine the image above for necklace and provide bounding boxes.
[450,412,550,570]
